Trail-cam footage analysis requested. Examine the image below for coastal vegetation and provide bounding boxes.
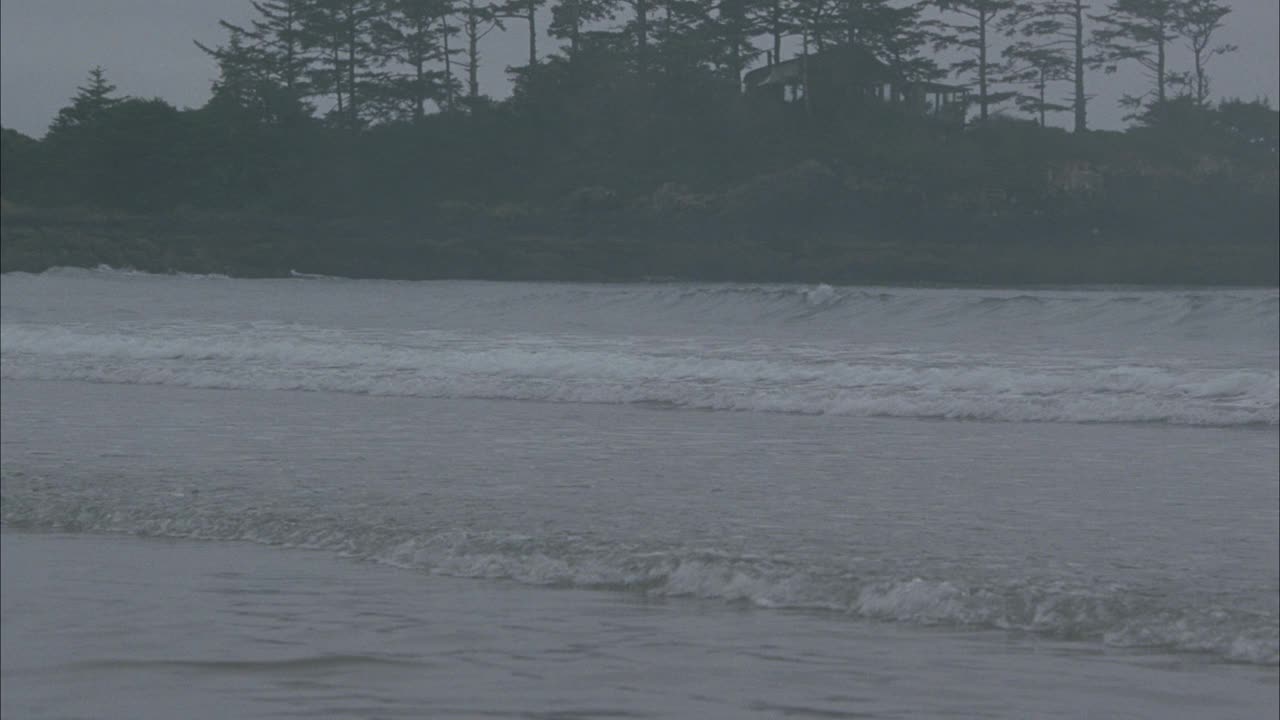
[1,0,1276,284]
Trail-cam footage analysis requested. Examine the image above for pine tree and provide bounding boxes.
[49,66,122,133]
[840,0,939,80]
[458,0,504,99]
[434,0,463,110]
[1093,0,1178,112]
[618,0,654,75]
[1004,0,1095,132]
[375,0,451,122]
[301,0,382,129]
[198,29,268,109]
[244,0,313,95]
[196,2,316,125]
[652,0,741,78]
[754,0,795,66]
[792,0,842,52]
[549,0,619,55]
[716,0,761,83]
[1174,0,1235,106]
[498,0,549,67]
[932,0,1017,122]
[1001,41,1072,125]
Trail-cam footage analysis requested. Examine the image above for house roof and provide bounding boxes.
[909,80,969,94]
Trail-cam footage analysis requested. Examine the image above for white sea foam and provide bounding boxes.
[3,491,1275,665]
[3,323,1276,426]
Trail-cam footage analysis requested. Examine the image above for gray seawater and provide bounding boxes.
[1,268,1277,718]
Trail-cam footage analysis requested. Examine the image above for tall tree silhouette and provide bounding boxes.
[244,1,312,95]
[1005,0,1095,132]
[49,67,122,133]
[498,0,549,67]
[841,0,939,80]
[619,0,654,75]
[1001,40,1072,125]
[302,0,381,129]
[1174,0,1234,106]
[756,0,795,65]
[458,0,504,98]
[932,0,1016,122]
[1093,0,1179,108]
[549,0,619,55]
[375,0,451,121]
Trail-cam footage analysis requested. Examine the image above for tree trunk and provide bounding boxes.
[345,5,359,128]
[1156,21,1166,104]
[413,46,425,122]
[771,0,782,66]
[1072,0,1086,132]
[978,9,988,121]
[570,1,580,55]
[284,4,297,92]
[723,0,743,83]
[1039,68,1046,127]
[468,10,480,98]
[331,45,344,115]
[1194,48,1206,104]
[635,0,649,76]
[802,32,812,117]
[527,0,537,67]
[414,15,427,121]
[441,14,455,110]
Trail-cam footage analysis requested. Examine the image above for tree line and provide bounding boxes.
[1,0,1273,224]
[186,0,1240,133]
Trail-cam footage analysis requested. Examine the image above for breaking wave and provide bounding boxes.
[5,268,1278,340]
[3,490,1275,666]
[3,274,1276,426]
[3,323,1276,426]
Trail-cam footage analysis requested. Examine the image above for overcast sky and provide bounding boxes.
[2,0,1276,136]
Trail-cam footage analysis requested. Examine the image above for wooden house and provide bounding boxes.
[743,46,968,123]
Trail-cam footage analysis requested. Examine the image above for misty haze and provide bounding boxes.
[1,1,1277,718]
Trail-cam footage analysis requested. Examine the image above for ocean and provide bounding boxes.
[1,268,1277,719]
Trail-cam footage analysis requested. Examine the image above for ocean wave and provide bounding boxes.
[3,324,1276,426]
[3,265,238,282]
[5,268,1277,333]
[3,491,1275,666]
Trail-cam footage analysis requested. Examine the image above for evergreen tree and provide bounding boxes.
[198,25,312,126]
[375,0,451,121]
[1174,0,1234,106]
[549,0,619,55]
[436,0,462,110]
[1004,0,1096,132]
[456,0,505,99]
[932,0,1017,122]
[498,0,549,67]
[301,0,382,129]
[652,0,721,76]
[619,0,654,75]
[754,0,795,66]
[840,0,939,80]
[198,29,270,112]
[716,0,761,83]
[792,0,842,51]
[1001,41,1072,125]
[1093,0,1178,109]
[49,66,122,134]
[244,0,313,95]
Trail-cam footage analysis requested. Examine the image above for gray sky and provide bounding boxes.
[2,0,1276,136]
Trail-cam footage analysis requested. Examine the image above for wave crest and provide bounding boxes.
[3,492,1275,666]
[3,323,1275,426]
